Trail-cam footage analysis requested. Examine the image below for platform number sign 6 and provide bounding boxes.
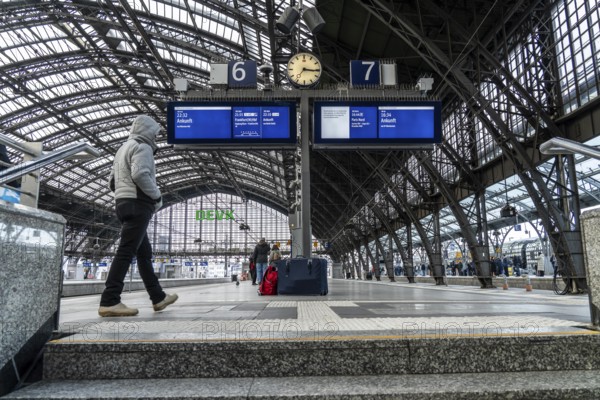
[350,60,381,87]
[228,60,257,88]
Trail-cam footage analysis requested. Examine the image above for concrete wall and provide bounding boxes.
[0,201,65,396]
[61,277,230,297]
[580,209,600,326]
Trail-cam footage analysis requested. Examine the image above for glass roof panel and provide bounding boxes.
[41,37,80,54]
[17,118,69,139]
[83,157,112,171]
[0,92,33,112]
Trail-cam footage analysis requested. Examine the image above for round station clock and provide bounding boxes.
[286,52,322,88]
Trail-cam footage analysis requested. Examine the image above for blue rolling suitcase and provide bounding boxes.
[276,258,328,295]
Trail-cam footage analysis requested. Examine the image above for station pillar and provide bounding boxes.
[404,223,416,283]
[579,210,600,327]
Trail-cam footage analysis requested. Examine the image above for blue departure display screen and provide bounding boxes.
[167,101,296,147]
[314,101,441,148]
[232,106,290,138]
[174,106,231,139]
[349,106,377,138]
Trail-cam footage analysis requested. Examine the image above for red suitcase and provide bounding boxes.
[258,265,278,295]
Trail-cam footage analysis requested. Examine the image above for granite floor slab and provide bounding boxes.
[3,370,600,399]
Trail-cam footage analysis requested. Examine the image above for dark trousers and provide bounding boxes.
[100,200,165,307]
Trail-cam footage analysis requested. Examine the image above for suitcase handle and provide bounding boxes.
[284,260,313,275]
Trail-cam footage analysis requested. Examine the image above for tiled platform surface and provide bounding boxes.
[3,279,600,399]
[55,278,593,340]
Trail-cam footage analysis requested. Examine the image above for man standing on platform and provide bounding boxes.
[252,238,270,284]
[98,115,178,317]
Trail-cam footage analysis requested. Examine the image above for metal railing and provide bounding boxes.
[539,137,600,159]
[0,133,100,208]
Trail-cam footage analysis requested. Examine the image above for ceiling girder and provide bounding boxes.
[355,0,584,282]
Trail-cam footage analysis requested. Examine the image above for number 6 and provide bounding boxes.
[232,61,246,81]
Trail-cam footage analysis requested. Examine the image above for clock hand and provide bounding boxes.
[302,68,320,72]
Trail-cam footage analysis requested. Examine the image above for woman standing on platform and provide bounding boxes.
[270,244,281,264]
[536,252,546,277]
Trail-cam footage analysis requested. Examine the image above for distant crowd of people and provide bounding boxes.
[389,253,557,278]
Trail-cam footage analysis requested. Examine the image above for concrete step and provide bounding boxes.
[3,370,600,399]
[43,333,600,380]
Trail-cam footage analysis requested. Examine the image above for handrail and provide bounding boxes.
[0,141,101,185]
[539,137,600,160]
[0,132,38,157]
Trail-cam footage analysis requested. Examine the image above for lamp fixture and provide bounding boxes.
[276,6,300,34]
[302,7,325,34]
[500,203,517,218]
[275,4,325,35]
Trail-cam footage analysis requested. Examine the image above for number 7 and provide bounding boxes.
[362,61,375,80]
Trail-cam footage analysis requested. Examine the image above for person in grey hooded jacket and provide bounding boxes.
[98,116,178,317]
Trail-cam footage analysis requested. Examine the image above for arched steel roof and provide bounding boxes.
[1,0,320,219]
[2,0,600,262]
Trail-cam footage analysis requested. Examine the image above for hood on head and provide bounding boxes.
[129,115,160,150]
[259,238,266,244]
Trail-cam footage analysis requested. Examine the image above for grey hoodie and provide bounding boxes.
[109,116,162,207]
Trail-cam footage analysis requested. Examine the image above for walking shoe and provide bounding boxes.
[153,293,178,312]
[98,303,139,317]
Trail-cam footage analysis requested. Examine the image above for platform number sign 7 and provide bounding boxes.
[350,60,381,87]
[228,60,257,88]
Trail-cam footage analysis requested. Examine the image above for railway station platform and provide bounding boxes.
[3,278,600,399]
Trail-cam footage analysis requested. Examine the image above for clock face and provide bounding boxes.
[287,53,322,88]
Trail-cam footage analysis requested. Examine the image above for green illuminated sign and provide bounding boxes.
[195,210,235,221]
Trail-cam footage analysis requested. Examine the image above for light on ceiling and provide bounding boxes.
[302,7,325,34]
[276,5,325,35]
[276,6,300,34]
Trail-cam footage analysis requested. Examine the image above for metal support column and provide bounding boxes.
[368,242,380,281]
[300,93,312,258]
[405,223,415,283]
[386,234,395,282]
[476,191,494,288]
[432,206,445,285]
[356,246,364,275]
[365,243,381,280]
[562,154,586,292]
[352,248,358,278]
